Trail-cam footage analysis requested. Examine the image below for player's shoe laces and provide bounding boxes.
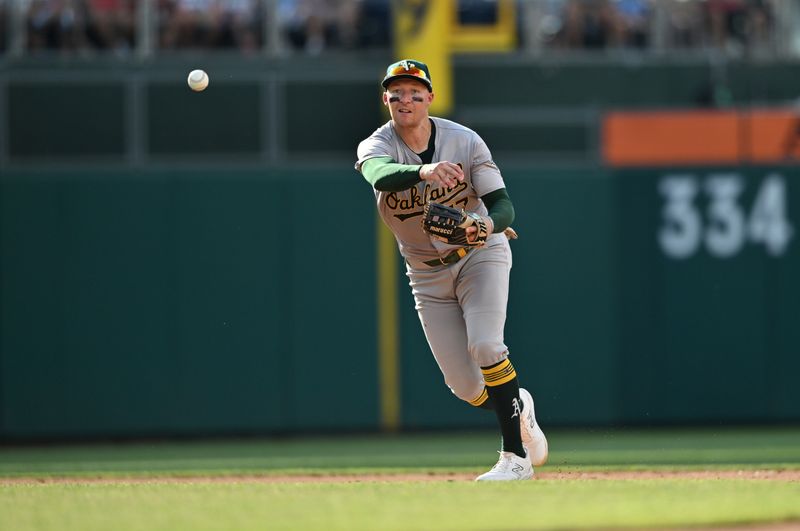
[475,450,533,481]
[518,388,549,466]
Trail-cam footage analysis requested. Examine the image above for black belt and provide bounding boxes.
[423,247,470,267]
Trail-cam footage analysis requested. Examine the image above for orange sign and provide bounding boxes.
[603,109,800,166]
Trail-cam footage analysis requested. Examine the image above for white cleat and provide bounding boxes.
[475,450,533,481]
[518,388,549,466]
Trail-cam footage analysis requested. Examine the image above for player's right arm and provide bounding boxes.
[362,157,465,191]
[361,157,422,191]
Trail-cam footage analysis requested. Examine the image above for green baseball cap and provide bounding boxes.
[381,59,433,91]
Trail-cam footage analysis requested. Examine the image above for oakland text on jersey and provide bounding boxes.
[385,180,469,220]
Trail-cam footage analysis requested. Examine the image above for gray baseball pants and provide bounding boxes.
[405,235,512,403]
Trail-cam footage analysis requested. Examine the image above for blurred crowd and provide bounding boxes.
[0,0,389,54]
[537,0,776,57]
[23,0,136,52]
[0,0,784,57]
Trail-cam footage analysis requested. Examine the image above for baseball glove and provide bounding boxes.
[422,201,489,246]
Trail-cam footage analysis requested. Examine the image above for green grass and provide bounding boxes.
[2,480,799,531]
[1,427,800,530]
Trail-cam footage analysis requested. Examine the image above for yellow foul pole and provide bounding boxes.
[377,218,400,432]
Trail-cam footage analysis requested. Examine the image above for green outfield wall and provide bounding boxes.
[0,169,381,438]
[1,166,798,439]
[615,167,800,424]
[2,56,799,438]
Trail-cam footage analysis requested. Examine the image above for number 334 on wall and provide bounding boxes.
[658,173,793,259]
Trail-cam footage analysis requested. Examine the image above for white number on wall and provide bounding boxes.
[658,173,793,259]
[748,174,794,256]
[704,174,745,258]
[659,175,701,259]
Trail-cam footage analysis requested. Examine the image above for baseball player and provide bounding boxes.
[355,59,548,481]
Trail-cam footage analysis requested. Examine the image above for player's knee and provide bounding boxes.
[469,340,506,367]
[445,378,484,403]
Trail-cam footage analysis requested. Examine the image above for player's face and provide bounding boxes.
[383,79,433,127]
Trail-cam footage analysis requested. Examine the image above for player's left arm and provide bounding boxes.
[481,188,515,234]
[469,134,514,234]
[452,189,515,245]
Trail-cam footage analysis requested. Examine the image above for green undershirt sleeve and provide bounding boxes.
[481,188,515,233]
[361,157,423,192]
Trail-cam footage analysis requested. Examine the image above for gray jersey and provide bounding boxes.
[356,117,506,263]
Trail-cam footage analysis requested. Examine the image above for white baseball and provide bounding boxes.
[187,69,209,92]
